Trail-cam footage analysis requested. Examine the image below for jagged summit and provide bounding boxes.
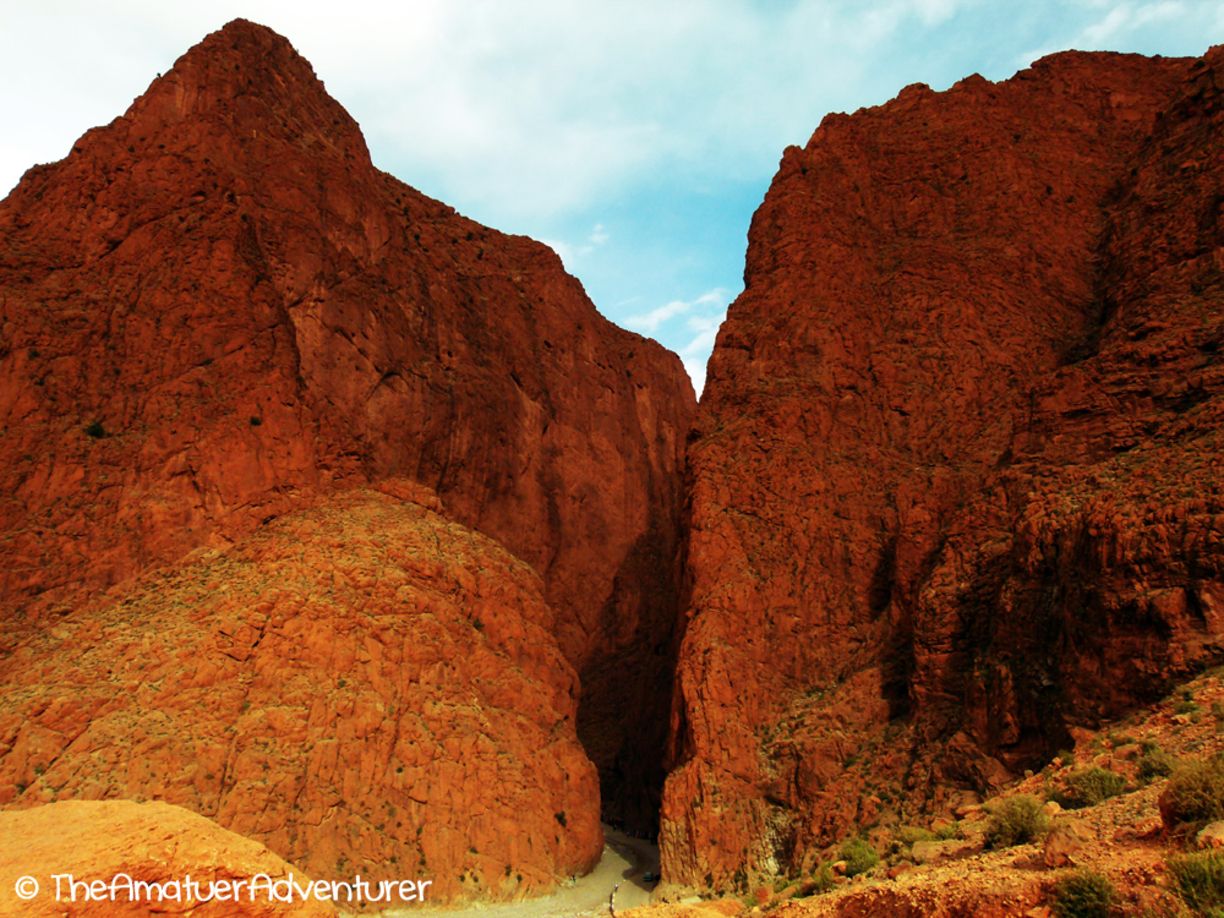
[125,18,370,168]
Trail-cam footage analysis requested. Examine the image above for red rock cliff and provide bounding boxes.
[663,48,1223,889]
[0,486,602,903]
[0,20,694,830]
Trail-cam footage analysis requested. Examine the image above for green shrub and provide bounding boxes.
[806,862,835,895]
[1050,869,1117,918]
[896,825,936,847]
[1168,850,1224,913]
[1137,744,1176,784]
[933,820,961,840]
[1163,754,1224,831]
[84,420,106,439]
[985,794,1050,848]
[1054,767,1127,809]
[839,837,879,877]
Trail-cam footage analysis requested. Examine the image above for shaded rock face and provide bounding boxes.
[663,48,1224,889]
[0,487,602,902]
[0,20,693,831]
[0,799,337,917]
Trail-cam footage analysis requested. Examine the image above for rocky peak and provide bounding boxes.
[125,18,370,165]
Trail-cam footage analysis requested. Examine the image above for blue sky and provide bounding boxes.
[2,2,1222,394]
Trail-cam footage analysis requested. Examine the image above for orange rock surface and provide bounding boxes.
[0,486,601,903]
[663,47,1223,890]
[0,19,693,829]
[0,799,336,917]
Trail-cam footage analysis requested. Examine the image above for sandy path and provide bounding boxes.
[382,827,658,918]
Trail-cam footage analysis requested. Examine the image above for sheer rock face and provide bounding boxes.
[0,487,602,903]
[662,48,1223,889]
[0,799,338,917]
[0,20,693,829]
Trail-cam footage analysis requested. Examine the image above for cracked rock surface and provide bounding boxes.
[0,485,601,903]
[663,46,1224,890]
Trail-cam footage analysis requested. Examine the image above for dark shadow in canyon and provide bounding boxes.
[575,521,683,839]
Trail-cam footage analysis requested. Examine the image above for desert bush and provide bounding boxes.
[1162,754,1224,831]
[1050,869,1117,918]
[84,420,106,438]
[1168,850,1224,913]
[933,820,961,840]
[985,794,1049,848]
[1137,743,1176,784]
[1054,767,1127,809]
[839,837,878,877]
[896,825,936,847]
[807,862,835,894]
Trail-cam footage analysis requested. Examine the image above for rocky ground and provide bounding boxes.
[400,827,658,918]
[637,668,1224,916]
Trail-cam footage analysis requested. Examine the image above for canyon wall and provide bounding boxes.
[662,47,1224,889]
[0,20,694,837]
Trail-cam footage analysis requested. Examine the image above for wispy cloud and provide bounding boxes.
[626,299,692,334]
[679,308,729,397]
[625,287,732,394]
[541,222,611,270]
[1084,1,1182,43]
[1017,0,1190,65]
[626,287,729,334]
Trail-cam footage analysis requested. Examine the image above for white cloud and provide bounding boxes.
[541,222,610,270]
[1083,6,1133,43]
[626,299,693,334]
[679,312,727,398]
[1021,0,1191,63]
[540,237,578,268]
[1133,0,1184,26]
[0,0,1007,211]
[911,0,962,25]
[627,287,730,334]
[624,287,732,395]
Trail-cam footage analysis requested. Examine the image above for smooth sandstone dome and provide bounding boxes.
[0,799,337,917]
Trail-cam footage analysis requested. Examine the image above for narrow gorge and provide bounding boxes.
[0,18,1221,917]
